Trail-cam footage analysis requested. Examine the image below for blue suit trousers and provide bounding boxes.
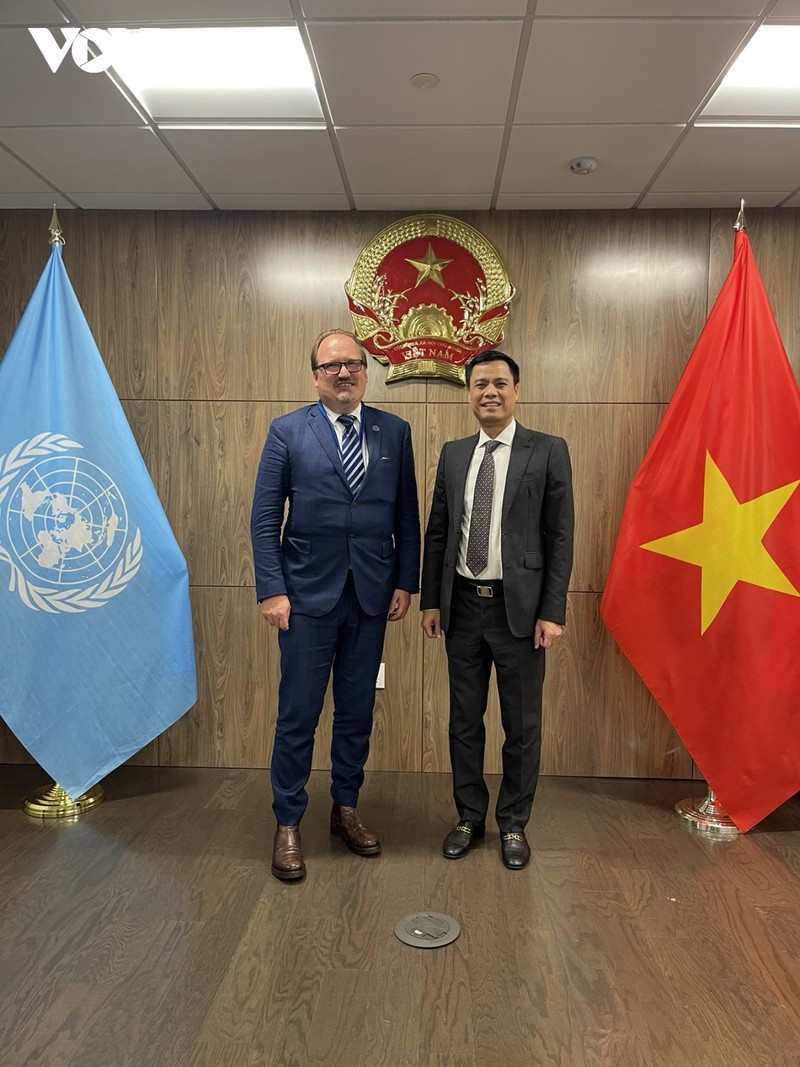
[271,574,387,825]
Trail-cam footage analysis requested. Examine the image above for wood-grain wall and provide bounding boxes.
[2,208,799,780]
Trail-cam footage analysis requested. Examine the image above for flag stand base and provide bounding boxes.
[24,782,105,819]
[675,789,738,837]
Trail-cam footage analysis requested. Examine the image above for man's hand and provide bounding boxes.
[262,594,291,630]
[421,609,442,639]
[387,589,411,621]
[534,619,563,649]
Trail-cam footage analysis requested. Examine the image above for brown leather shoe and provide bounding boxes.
[330,802,381,856]
[271,824,306,882]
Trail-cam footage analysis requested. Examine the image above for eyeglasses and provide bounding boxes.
[315,360,366,376]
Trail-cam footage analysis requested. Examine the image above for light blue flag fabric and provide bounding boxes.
[0,242,197,798]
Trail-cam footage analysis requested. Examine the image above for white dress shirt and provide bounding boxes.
[457,419,517,579]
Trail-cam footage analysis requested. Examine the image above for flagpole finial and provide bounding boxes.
[48,205,65,246]
[734,198,747,232]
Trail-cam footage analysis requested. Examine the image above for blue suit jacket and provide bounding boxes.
[251,403,420,616]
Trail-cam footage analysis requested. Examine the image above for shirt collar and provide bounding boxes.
[477,418,516,449]
[321,401,363,426]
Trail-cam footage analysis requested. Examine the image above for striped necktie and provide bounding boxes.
[466,440,500,576]
[338,414,365,494]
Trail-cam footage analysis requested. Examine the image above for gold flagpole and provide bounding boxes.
[48,204,65,245]
[24,207,105,820]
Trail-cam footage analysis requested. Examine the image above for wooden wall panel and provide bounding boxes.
[709,208,800,380]
[158,400,282,587]
[158,586,273,769]
[541,593,692,778]
[0,211,157,400]
[425,210,711,405]
[155,212,426,405]
[0,213,54,357]
[2,206,798,785]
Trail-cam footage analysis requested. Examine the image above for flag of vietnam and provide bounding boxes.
[601,228,800,832]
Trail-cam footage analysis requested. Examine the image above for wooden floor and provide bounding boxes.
[1,766,799,1067]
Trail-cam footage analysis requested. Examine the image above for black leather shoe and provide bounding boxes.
[500,831,531,869]
[442,821,485,859]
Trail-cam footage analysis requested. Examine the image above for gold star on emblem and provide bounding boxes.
[642,452,800,634]
[405,243,453,288]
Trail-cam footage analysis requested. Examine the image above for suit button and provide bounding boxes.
[349,533,356,540]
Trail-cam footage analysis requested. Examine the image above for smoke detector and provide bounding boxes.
[568,157,598,175]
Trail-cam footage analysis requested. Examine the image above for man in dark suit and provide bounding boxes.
[251,330,420,882]
[421,350,573,870]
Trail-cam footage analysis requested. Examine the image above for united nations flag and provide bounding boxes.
[0,240,197,800]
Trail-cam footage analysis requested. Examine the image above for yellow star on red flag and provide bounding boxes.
[641,452,800,634]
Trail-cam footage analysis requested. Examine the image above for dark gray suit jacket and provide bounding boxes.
[420,423,574,638]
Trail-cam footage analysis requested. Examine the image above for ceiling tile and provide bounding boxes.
[650,127,800,193]
[769,0,800,17]
[0,192,73,208]
[703,84,800,120]
[161,127,347,195]
[336,126,503,195]
[0,29,143,126]
[353,193,492,209]
[501,124,681,193]
[211,193,351,209]
[1,1,66,26]
[302,1,526,15]
[146,87,323,123]
[72,192,212,208]
[0,126,200,193]
[640,191,788,208]
[496,191,638,208]
[516,19,752,124]
[534,2,763,15]
[308,20,522,125]
[66,1,293,24]
[0,143,57,192]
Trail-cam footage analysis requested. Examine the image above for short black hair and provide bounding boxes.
[465,350,520,386]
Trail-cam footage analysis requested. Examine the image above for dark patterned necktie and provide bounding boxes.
[338,414,365,494]
[466,440,500,576]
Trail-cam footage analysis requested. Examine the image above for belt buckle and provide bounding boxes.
[476,584,494,598]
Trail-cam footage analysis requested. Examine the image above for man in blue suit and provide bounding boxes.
[251,330,420,882]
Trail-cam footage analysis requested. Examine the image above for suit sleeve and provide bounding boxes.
[393,419,421,593]
[420,444,449,610]
[250,420,290,602]
[539,436,574,624]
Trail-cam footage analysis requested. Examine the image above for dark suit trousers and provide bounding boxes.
[445,578,545,833]
[271,574,387,826]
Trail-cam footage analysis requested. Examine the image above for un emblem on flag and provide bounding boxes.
[0,433,142,612]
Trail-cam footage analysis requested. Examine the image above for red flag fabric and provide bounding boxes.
[601,229,800,832]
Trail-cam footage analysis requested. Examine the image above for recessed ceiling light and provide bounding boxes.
[721,25,800,89]
[410,72,440,90]
[108,27,315,93]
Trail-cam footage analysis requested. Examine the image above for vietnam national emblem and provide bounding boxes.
[346,214,515,384]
